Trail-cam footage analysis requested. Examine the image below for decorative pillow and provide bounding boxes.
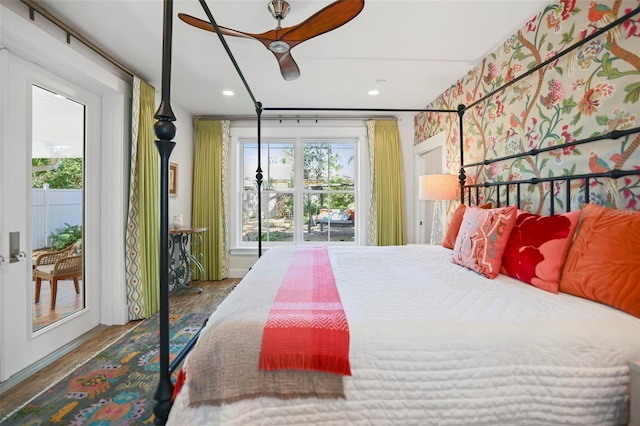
[559,204,640,318]
[452,205,517,279]
[500,210,580,293]
[317,209,331,220]
[442,202,492,249]
[345,209,355,221]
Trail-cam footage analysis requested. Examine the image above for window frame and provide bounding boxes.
[230,123,368,250]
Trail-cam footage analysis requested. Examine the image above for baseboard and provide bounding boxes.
[0,324,108,394]
[227,268,249,279]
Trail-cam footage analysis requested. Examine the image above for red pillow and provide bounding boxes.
[452,205,517,279]
[442,202,492,249]
[560,204,640,318]
[501,210,580,293]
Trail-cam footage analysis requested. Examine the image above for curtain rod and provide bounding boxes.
[263,107,457,113]
[19,0,135,77]
[194,115,400,121]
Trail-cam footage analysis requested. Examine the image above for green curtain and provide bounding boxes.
[192,119,227,280]
[125,78,159,319]
[373,120,406,245]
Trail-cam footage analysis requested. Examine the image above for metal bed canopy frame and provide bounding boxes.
[151,1,640,424]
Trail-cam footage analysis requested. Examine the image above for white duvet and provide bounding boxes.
[168,245,640,425]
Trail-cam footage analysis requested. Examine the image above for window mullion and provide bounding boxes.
[294,137,304,244]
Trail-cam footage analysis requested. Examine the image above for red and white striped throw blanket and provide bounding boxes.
[260,246,351,376]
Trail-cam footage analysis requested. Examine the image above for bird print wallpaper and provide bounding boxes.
[415,0,640,214]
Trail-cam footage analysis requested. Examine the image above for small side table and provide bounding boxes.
[169,227,206,293]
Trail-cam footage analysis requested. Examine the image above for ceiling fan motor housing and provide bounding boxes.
[268,0,290,20]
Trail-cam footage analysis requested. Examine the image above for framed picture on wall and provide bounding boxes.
[169,162,178,197]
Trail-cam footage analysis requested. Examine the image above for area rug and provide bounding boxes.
[3,312,210,425]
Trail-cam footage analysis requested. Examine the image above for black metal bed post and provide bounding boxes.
[457,104,466,203]
[256,102,264,256]
[153,0,176,424]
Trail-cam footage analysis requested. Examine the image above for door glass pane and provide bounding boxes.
[31,85,85,331]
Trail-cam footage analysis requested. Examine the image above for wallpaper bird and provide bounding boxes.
[569,1,621,72]
[589,150,611,173]
[588,1,617,27]
[586,0,621,39]
[588,150,621,207]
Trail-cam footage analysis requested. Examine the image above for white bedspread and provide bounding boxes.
[168,245,640,425]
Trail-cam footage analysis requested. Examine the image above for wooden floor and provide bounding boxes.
[0,278,241,418]
[33,279,85,331]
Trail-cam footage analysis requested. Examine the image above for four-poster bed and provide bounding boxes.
[152,1,640,425]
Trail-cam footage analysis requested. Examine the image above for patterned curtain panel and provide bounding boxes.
[366,120,377,245]
[125,77,160,320]
[370,120,406,246]
[192,119,229,280]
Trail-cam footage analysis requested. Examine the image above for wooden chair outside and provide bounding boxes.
[34,243,82,310]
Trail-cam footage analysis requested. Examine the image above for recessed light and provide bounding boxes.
[222,90,235,96]
[368,89,380,96]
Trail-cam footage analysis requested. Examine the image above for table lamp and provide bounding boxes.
[419,174,459,245]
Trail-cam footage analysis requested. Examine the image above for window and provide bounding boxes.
[239,136,358,246]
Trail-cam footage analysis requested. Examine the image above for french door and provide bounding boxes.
[0,50,101,382]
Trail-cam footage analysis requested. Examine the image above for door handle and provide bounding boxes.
[0,254,5,265]
[9,231,23,263]
[11,251,27,263]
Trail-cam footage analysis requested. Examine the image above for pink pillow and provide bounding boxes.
[442,202,492,249]
[452,205,517,279]
[501,210,580,293]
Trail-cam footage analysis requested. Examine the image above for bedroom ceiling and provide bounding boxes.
[23,0,550,117]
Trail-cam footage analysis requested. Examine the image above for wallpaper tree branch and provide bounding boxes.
[415,0,640,214]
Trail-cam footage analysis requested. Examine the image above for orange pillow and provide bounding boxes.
[442,202,492,249]
[559,204,640,318]
[452,204,517,279]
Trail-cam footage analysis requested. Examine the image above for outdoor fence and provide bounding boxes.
[32,188,82,249]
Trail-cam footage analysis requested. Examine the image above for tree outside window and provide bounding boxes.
[241,139,356,244]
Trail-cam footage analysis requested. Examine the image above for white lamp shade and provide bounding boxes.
[419,174,459,201]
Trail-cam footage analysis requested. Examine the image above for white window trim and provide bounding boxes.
[229,121,369,250]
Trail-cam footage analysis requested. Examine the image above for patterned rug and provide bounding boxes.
[2,312,210,425]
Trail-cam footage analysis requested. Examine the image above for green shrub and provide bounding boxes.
[50,223,82,250]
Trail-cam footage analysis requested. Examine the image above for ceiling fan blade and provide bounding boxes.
[279,0,365,43]
[273,51,301,81]
[179,13,284,50]
[178,13,260,40]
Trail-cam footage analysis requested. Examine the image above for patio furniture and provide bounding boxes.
[34,242,82,309]
[313,209,354,231]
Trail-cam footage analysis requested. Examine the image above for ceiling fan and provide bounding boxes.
[178,0,365,81]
